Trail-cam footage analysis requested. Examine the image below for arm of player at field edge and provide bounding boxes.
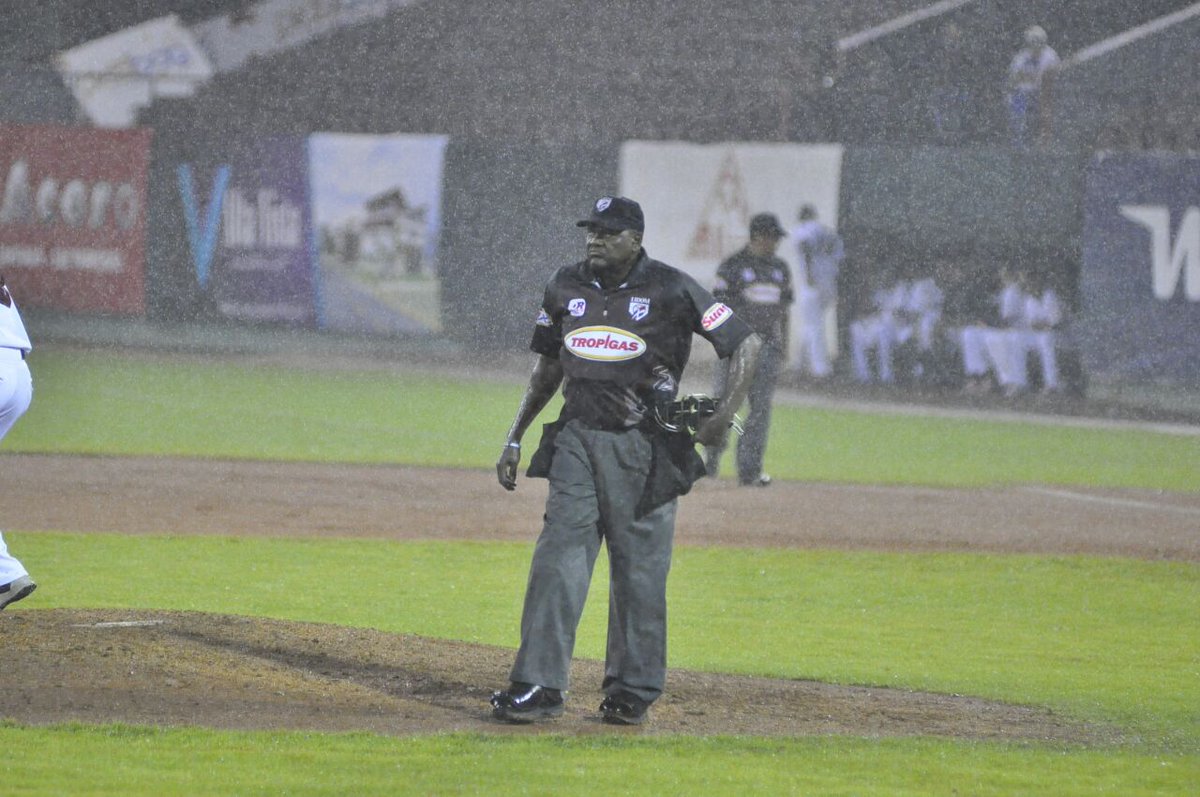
[695,333,762,448]
[497,354,564,491]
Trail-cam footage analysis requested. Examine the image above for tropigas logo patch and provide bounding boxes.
[564,325,646,361]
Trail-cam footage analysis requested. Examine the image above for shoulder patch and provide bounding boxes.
[535,308,552,327]
[701,302,734,332]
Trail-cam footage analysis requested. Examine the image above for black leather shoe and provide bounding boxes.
[490,682,564,723]
[599,692,650,725]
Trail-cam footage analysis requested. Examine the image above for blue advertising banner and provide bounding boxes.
[1080,154,1200,383]
[176,135,318,326]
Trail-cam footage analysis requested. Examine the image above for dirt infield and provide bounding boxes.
[2,452,1196,739]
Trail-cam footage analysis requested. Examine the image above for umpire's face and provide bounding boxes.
[585,225,642,276]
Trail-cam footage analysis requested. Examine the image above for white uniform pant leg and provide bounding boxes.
[849,319,873,382]
[984,329,1026,389]
[0,532,29,584]
[0,355,32,440]
[0,356,33,584]
[960,327,990,376]
[1032,330,1060,390]
[798,286,830,377]
[876,318,899,384]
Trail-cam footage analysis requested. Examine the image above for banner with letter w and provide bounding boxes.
[1080,154,1200,384]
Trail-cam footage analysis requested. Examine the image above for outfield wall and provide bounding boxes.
[3,121,1197,386]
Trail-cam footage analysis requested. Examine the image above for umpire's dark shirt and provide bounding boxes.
[531,250,754,430]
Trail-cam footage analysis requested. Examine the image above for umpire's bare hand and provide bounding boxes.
[694,416,730,449]
[497,444,521,491]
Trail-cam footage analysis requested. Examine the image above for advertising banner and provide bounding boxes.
[175,135,318,326]
[1080,153,1200,383]
[0,124,151,314]
[56,15,213,128]
[308,132,448,334]
[620,142,843,365]
[194,0,421,74]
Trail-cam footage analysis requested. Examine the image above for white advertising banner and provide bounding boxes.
[194,0,423,73]
[620,141,844,365]
[56,15,213,128]
[308,132,448,335]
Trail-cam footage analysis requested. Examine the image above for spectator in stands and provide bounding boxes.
[791,204,844,380]
[1006,25,1060,149]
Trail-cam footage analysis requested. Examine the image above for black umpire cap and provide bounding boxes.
[749,212,786,238]
[577,196,645,233]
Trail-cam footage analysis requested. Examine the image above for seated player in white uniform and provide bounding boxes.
[1011,274,1064,393]
[850,269,911,385]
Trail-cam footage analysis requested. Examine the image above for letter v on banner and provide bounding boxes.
[176,164,232,289]
[1118,205,1200,301]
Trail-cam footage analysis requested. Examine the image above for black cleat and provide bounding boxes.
[599,692,650,725]
[490,682,565,723]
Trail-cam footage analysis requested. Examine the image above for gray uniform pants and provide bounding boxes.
[510,419,676,704]
[706,339,783,483]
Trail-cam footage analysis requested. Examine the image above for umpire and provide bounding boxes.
[704,212,793,486]
[492,196,762,725]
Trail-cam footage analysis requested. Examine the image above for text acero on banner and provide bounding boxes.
[0,124,152,315]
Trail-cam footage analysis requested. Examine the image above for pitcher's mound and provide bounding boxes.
[1,609,1118,742]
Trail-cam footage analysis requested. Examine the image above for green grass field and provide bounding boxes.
[2,348,1198,795]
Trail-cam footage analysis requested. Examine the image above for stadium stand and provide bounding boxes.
[830,0,1200,146]
[0,1,246,125]
[7,0,1198,371]
[19,1,1193,150]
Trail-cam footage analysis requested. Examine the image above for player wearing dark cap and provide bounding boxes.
[491,196,762,725]
[704,212,793,486]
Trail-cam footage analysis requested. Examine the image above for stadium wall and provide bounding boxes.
[7,118,1197,385]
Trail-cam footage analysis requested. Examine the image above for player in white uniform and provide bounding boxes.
[1002,273,1063,394]
[791,205,844,379]
[849,272,910,384]
[1019,280,1063,392]
[0,275,36,609]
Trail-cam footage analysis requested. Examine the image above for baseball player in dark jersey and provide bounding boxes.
[491,196,762,725]
[704,212,793,486]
